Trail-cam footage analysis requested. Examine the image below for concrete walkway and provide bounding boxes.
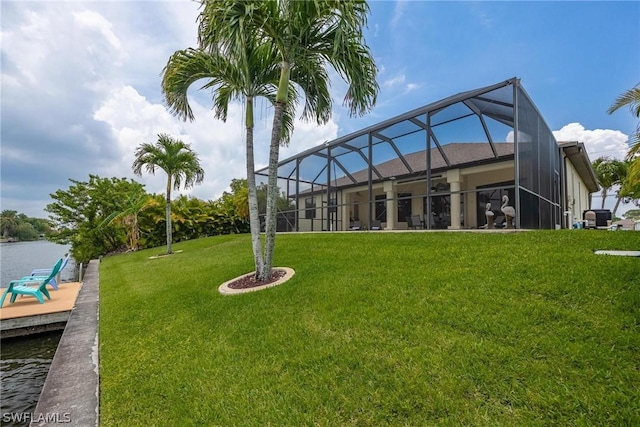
[30,260,99,427]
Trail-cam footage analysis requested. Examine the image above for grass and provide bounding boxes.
[99,230,640,426]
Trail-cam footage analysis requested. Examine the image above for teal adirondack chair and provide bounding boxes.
[0,258,64,307]
[24,253,71,290]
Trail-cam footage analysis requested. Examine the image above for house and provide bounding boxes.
[256,77,598,231]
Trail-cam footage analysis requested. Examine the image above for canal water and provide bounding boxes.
[1,240,76,427]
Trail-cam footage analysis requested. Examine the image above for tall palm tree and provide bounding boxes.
[608,84,640,159]
[161,43,299,276]
[198,0,379,281]
[132,134,205,254]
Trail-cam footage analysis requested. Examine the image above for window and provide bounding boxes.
[375,195,387,222]
[397,193,412,222]
[305,198,316,219]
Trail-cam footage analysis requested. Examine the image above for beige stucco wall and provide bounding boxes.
[564,158,592,226]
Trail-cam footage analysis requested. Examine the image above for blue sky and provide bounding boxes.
[1,0,638,219]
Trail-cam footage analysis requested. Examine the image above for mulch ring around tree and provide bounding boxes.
[218,267,295,295]
[148,250,184,259]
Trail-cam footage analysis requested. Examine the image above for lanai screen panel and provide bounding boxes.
[516,86,562,229]
[429,84,516,168]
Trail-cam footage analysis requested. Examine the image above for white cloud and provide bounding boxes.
[280,118,340,162]
[390,0,407,29]
[383,74,406,88]
[72,10,124,59]
[505,123,629,162]
[404,83,420,93]
[552,123,629,161]
[93,84,246,200]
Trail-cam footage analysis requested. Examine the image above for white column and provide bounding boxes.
[448,170,461,230]
[383,180,397,230]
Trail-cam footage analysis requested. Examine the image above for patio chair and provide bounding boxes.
[370,220,382,230]
[349,220,361,230]
[407,215,423,229]
[0,258,64,307]
[424,213,436,229]
[27,253,71,290]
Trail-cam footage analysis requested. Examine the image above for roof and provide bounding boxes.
[557,141,599,193]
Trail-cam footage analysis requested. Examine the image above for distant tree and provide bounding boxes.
[1,210,18,239]
[623,209,640,220]
[132,134,205,255]
[592,157,627,210]
[15,222,39,241]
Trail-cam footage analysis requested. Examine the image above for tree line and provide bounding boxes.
[1,210,53,241]
[45,175,291,264]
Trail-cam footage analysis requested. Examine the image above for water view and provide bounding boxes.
[1,240,75,427]
[1,332,62,427]
[0,240,75,286]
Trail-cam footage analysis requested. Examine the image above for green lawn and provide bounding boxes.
[100,230,640,426]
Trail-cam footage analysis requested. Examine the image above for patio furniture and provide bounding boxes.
[27,253,71,290]
[407,215,423,229]
[0,258,64,307]
[370,220,382,230]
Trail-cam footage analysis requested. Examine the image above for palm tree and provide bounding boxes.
[608,84,640,210]
[620,158,640,204]
[592,157,627,211]
[608,84,640,159]
[1,210,18,239]
[161,42,298,276]
[132,134,205,254]
[198,0,379,281]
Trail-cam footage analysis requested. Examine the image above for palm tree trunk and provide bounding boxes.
[261,102,286,281]
[260,62,290,282]
[612,195,622,217]
[600,189,608,209]
[245,97,265,276]
[166,177,173,254]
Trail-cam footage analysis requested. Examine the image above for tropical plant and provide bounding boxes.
[607,84,640,159]
[101,192,156,252]
[607,84,640,212]
[592,157,628,211]
[196,0,379,281]
[619,157,640,204]
[132,134,205,254]
[46,175,147,262]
